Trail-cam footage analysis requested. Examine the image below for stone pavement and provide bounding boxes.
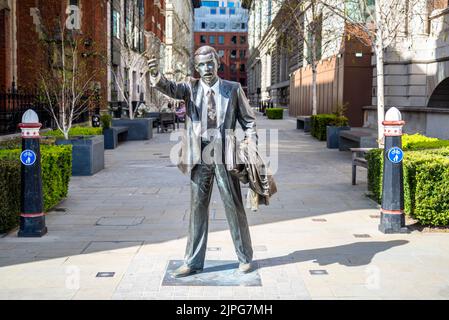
[1,114,449,300]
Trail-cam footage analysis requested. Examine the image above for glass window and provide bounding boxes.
[231,36,237,44]
[201,1,219,7]
[210,8,217,14]
[218,50,225,57]
[113,10,120,39]
[241,23,246,29]
[228,1,235,7]
[201,22,206,29]
[229,8,235,14]
[220,8,226,14]
[231,50,237,59]
[230,64,236,73]
[209,36,215,44]
[200,35,207,43]
[240,50,246,59]
[219,22,226,29]
[218,35,225,44]
[240,78,247,86]
[209,22,216,29]
[240,36,246,44]
[239,64,246,72]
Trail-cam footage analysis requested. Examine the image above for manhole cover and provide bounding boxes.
[309,270,328,275]
[353,234,371,238]
[96,272,115,278]
[96,216,145,226]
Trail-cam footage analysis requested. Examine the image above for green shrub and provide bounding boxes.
[366,136,449,226]
[311,114,349,141]
[403,152,449,226]
[0,145,72,233]
[100,114,112,129]
[366,148,383,203]
[0,159,21,233]
[266,108,284,119]
[403,133,449,150]
[43,126,103,138]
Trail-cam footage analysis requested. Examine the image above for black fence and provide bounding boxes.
[0,89,90,135]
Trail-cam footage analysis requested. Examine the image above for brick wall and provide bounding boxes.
[0,8,11,91]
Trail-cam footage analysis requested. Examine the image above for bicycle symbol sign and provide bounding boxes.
[388,147,403,164]
[20,150,37,166]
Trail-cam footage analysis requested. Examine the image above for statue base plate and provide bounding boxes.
[162,260,262,287]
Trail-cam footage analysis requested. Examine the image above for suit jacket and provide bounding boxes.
[153,74,257,175]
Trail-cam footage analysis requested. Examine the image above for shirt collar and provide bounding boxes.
[200,78,220,95]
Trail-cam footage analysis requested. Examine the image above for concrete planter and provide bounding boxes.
[56,135,105,176]
[112,118,154,140]
[326,126,350,149]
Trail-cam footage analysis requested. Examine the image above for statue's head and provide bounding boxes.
[194,46,220,86]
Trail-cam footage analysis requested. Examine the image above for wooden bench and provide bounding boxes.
[350,148,373,185]
[157,112,178,133]
[104,126,129,149]
[297,116,311,132]
[339,128,377,151]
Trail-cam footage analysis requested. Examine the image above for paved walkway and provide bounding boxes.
[1,114,449,300]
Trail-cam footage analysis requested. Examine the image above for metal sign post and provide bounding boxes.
[18,109,47,237]
[379,107,409,234]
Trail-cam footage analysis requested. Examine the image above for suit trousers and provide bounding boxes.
[184,141,253,269]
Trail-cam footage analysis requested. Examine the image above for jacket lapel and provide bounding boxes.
[219,80,231,128]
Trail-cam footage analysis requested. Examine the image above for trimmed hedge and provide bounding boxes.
[43,126,103,138]
[403,133,449,150]
[266,108,284,119]
[0,145,72,233]
[366,133,449,226]
[311,114,349,141]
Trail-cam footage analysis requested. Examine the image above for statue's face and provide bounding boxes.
[195,53,219,86]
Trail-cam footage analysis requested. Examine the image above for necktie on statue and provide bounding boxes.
[206,89,217,141]
[207,89,217,128]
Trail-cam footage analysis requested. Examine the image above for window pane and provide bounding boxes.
[220,8,226,14]
[219,35,225,44]
[240,36,246,44]
[201,1,219,7]
[210,8,217,14]
[200,35,206,43]
[218,50,225,57]
[228,2,235,7]
[231,36,237,44]
[229,8,235,14]
[210,36,215,44]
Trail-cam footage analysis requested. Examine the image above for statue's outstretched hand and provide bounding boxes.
[148,56,159,77]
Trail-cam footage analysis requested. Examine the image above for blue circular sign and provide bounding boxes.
[388,147,403,164]
[20,150,37,166]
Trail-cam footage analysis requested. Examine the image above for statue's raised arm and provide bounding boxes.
[147,56,190,101]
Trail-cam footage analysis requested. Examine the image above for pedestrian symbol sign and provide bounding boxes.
[388,147,403,164]
[20,150,37,166]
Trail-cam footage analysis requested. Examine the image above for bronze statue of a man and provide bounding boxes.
[148,46,257,277]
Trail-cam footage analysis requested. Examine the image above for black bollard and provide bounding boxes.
[18,109,47,237]
[379,107,409,234]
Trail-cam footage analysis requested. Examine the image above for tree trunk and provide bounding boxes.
[312,64,318,116]
[376,47,385,148]
[128,68,134,119]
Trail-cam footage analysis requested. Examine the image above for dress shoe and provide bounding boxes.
[172,264,203,278]
[238,262,253,273]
